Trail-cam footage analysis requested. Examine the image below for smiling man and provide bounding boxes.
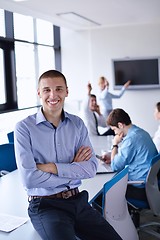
[14,70,122,240]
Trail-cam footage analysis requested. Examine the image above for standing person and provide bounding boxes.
[98,76,131,118]
[14,70,122,240]
[153,102,160,152]
[81,82,114,136]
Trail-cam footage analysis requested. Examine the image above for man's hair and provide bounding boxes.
[90,94,96,98]
[156,102,160,112]
[38,70,67,87]
[107,108,131,127]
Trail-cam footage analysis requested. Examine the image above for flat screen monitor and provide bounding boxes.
[112,57,160,89]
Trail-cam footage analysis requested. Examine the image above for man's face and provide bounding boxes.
[89,96,98,111]
[154,107,160,121]
[38,77,68,114]
[110,123,125,137]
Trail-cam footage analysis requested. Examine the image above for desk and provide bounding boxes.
[90,135,113,155]
[0,170,115,240]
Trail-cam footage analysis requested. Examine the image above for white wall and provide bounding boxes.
[61,23,160,136]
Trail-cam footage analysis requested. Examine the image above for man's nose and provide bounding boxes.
[50,89,57,96]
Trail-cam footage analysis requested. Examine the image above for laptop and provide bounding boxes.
[96,155,113,174]
[96,162,113,174]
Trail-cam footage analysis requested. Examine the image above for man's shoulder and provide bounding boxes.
[15,113,37,128]
[65,111,83,121]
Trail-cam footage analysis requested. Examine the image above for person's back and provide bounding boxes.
[112,124,158,182]
[93,108,158,219]
[104,108,158,182]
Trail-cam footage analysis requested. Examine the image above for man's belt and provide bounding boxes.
[28,187,79,201]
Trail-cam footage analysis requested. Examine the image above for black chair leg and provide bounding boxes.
[130,209,140,228]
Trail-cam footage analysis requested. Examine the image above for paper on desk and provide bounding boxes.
[0,213,28,232]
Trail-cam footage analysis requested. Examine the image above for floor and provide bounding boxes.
[138,210,160,240]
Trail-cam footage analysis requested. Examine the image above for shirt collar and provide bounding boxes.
[36,107,69,125]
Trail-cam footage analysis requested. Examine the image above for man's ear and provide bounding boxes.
[66,87,69,97]
[118,122,123,129]
[37,88,41,98]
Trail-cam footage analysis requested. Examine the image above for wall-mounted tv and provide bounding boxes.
[112,57,160,90]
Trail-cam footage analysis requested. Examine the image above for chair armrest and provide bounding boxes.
[128,180,145,184]
[0,170,10,177]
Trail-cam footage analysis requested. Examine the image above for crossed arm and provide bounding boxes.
[37,146,92,174]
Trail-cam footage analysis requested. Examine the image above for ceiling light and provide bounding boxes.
[12,0,29,2]
[56,12,101,27]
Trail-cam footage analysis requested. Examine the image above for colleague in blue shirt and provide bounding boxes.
[14,70,122,240]
[103,108,158,201]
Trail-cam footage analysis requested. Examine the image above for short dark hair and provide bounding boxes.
[90,94,96,98]
[107,108,131,127]
[156,102,160,112]
[38,70,67,87]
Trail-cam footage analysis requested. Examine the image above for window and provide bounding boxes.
[13,13,34,42]
[15,42,37,108]
[36,19,54,45]
[0,9,5,37]
[0,48,6,104]
[38,45,55,75]
[0,9,61,112]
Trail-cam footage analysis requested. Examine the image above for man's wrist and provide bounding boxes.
[112,145,118,150]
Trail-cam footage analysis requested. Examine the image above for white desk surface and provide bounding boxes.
[0,170,115,239]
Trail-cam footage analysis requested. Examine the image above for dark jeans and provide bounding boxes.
[28,190,122,240]
[126,184,147,202]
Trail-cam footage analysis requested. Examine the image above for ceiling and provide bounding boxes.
[0,0,160,30]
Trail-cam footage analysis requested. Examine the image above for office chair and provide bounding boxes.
[0,143,17,176]
[7,131,14,143]
[127,153,160,238]
[102,165,139,240]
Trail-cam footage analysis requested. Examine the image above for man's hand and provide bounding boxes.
[73,146,92,162]
[87,83,92,95]
[101,152,111,164]
[36,163,58,174]
[113,132,123,145]
[95,104,101,115]
[124,80,131,88]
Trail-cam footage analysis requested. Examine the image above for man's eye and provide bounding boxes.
[43,89,50,92]
[56,88,63,91]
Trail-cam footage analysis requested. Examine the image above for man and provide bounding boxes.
[153,102,160,152]
[93,108,158,227]
[103,108,158,201]
[81,82,114,136]
[14,70,122,240]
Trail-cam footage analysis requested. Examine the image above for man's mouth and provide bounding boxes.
[48,100,59,105]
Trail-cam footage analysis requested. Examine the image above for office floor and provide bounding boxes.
[138,210,160,240]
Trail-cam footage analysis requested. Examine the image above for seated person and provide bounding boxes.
[153,102,160,152]
[81,83,114,136]
[93,108,158,224]
[14,70,122,240]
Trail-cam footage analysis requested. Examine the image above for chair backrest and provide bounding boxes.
[7,131,14,143]
[145,153,160,215]
[0,143,17,172]
[103,165,139,240]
